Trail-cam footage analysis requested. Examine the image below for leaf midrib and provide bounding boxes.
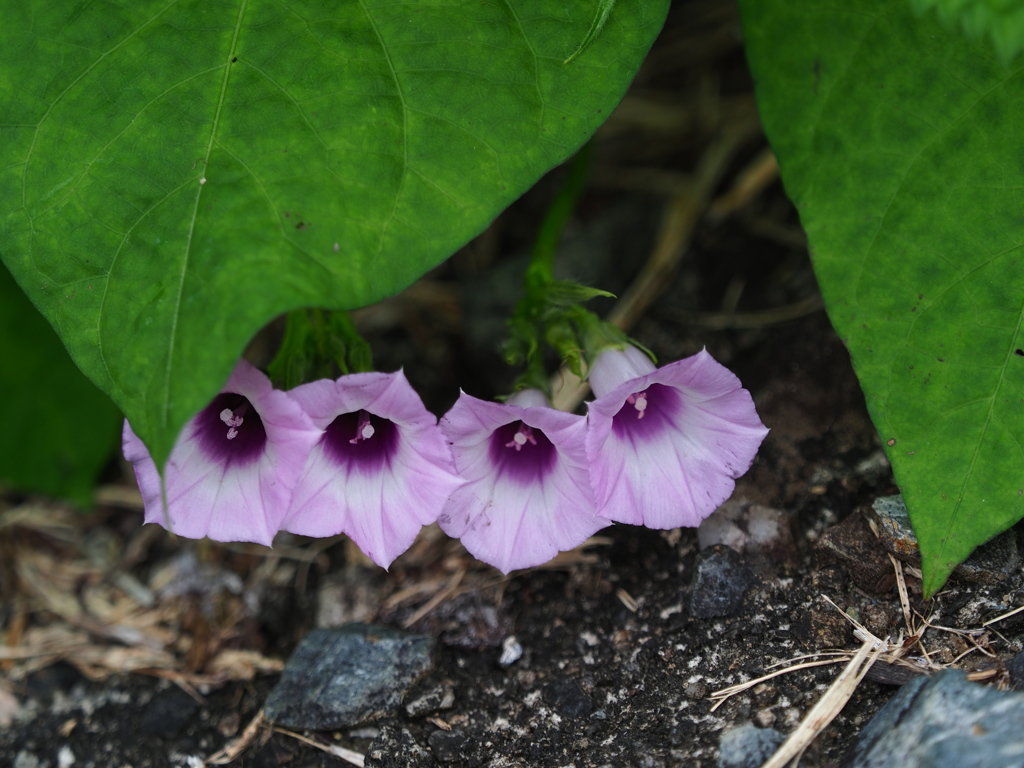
[164,0,250,430]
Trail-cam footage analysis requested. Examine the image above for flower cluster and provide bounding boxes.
[124,348,767,573]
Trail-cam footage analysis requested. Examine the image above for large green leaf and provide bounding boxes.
[740,0,1024,594]
[0,264,121,504]
[0,0,668,471]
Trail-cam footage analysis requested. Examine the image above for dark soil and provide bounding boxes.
[5,2,1024,767]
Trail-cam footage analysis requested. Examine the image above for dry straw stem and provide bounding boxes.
[707,147,779,220]
[383,535,610,629]
[759,638,885,768]
[660,294,824,331]
[272,727,366,767]
[204,709,269,765]
[983,603,1024,627]
[711,550,1015,765]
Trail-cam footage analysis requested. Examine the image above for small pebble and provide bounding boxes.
[57,746,75,768]
[690,545,754,619]
[542,679,593,719]
[499,635,523,666]
[429,729,467,763]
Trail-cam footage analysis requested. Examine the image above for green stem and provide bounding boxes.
[526,141,594,289]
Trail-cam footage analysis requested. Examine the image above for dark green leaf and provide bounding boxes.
[0,266,120,504]
[0,0,668,471]
[741,0,1024,594]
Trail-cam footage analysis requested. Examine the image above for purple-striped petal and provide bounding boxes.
[439,389,607,574]
[123,360,320,546]
[280,371,462,569]
[586,347,768,529]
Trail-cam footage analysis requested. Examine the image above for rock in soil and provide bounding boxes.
[264,624,436,729]
[718,723,786,768]
[871,494,1022,585]
[690,545,755,619]
[841,670,1024,768]
[815,511,896,594]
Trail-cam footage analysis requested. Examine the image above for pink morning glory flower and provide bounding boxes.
[279,371,463,569]
[122,360,320,546]
[586,346,768,529]
[438,388,608,574]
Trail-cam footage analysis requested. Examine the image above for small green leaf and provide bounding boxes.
[0,0,668,472]
[741,0,1024,594]
[0,265,120,505]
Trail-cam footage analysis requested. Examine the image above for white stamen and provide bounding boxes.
[220,407,244,437]
[634,392,648,418]
[505,424,537,452]
[350,413,376,444]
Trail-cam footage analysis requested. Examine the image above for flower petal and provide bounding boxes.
[123,360,319,546]
[587,348,768,529]
[439,391,607,573]
[281,370,462,568]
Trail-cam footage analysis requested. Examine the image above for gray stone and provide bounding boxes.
[871,494,1020,585]
[870,495,918,562]
[841,670,1024,768]
[265,624,435,729]
[690,545,754,619]
[718,724,785,768]
[13,752,48,768]
[954,532,1021,586]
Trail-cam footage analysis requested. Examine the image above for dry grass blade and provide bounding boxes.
[760,638,884,768]
[887,553,914,637]
[709,658,845,713]
[616,589,639,613]
[204,709,268,765]
[707,147,778,219]
[984,604,1024,627]
[272,727,366,767]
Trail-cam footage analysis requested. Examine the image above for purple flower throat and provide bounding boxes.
[194,393,266,466]
[488,421,556,483]
[322,409,397,470]
[611,383,679,438]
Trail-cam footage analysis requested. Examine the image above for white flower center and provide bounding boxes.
[626,391,648,419]
[350,412,376,444]
[505,424,537,452]
[220,407,245,439]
